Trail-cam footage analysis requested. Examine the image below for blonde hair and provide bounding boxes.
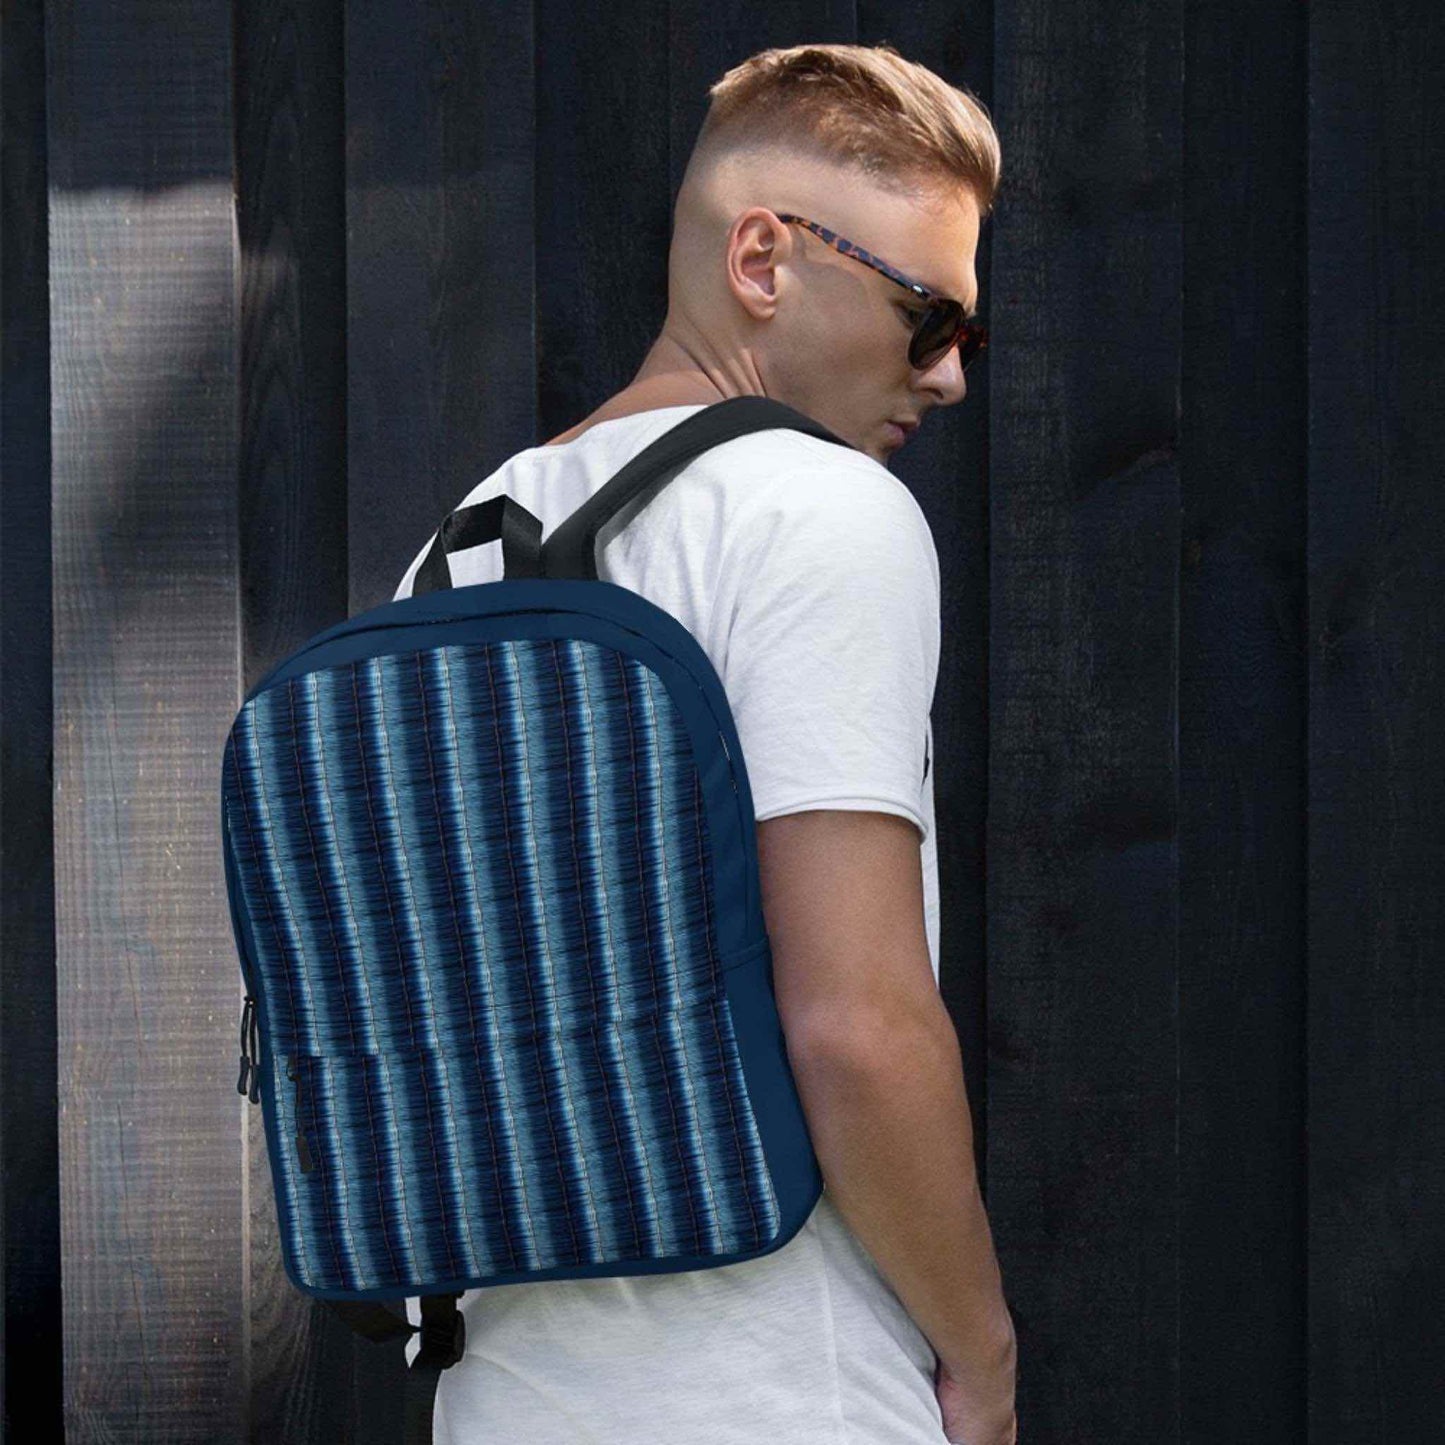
[692,42,1002,218]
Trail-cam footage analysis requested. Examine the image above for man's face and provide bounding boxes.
[756,187,982,466]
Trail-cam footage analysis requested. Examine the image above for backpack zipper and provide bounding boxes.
[718,731,737,793]
[717,730,753,922]
[285,1054,316,1173]
[236,994,261,1104]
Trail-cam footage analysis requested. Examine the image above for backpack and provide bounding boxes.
[220,395,855,1443]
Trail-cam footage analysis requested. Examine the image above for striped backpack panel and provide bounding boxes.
[220,397,854,1440]
[223,605,798,1295]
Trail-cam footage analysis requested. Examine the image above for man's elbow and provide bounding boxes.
[782,990,958,1076]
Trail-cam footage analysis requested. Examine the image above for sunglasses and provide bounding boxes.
[775,213,988,373]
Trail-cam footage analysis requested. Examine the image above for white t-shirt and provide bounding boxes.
[390,404,947,1445]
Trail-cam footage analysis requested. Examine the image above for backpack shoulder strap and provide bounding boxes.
[319,1293,465,1445]
[411,396,852,593]
[542,395,851,580]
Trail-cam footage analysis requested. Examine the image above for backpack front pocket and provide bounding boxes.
[270,995,783,1296]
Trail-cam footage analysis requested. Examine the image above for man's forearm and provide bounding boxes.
[786,1004,1017,1397]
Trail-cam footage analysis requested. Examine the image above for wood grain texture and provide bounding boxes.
[988,2,1183,1437]
[1307,2,1445,1437]
[537,0,674,442]
[18,1,1445,1440]
[344,0,537,617]
[1180,3,1308,1440]
[46,3,241,1440]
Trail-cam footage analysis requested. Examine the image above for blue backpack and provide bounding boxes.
[220,396,854,1442]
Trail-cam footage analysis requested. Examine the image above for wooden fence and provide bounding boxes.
[1,0,1440,1439]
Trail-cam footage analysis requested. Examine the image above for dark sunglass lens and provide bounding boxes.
[912,310,986,372]
[911,320,955,370]
[910,307,954,367]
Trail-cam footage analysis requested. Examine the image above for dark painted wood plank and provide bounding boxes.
[1307,3,1445,1437]
[45,2,241,1439]
[988,4,1183,1438]
[536,0,675,437]
[1,0,64,1438]
[345,1,537,617]
[233,3,357,1441]
[537,0,855,453]
[1180,3,1308,1441]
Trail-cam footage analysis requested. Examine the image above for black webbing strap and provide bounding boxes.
[407,396,854,593]
[412,492,544,595]
[540,395,851,580]
[322,1293,466,1445]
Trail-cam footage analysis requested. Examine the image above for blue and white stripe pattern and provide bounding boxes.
[223,636,780,1292]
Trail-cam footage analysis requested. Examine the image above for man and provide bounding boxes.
[393,42,1016,1445]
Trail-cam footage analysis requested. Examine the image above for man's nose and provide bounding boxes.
[917,343,969,405]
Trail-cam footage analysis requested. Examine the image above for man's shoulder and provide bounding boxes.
[686,433,938,615]
[686,426,928,529]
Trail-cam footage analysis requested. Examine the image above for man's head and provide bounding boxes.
[640,43,1002,466]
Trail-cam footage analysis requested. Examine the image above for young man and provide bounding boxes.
[393,41,1016,1445]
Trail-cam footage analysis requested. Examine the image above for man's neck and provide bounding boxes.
[541,374,741,446]
[607,371,737,410]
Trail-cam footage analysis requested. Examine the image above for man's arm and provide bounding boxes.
[757,808,1017,1411]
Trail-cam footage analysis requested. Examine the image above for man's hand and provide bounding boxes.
[934,1356,1018,1445]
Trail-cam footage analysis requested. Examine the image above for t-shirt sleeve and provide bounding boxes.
[715,465,941,844]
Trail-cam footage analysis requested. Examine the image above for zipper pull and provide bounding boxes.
[719,731,738,793]
[237,995,255,1097]
[246,994,261,1104]
[286,1054,315,1172]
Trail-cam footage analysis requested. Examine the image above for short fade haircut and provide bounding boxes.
[689,42,1002,219]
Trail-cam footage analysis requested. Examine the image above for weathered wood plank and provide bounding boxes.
[47,3,240,1439]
